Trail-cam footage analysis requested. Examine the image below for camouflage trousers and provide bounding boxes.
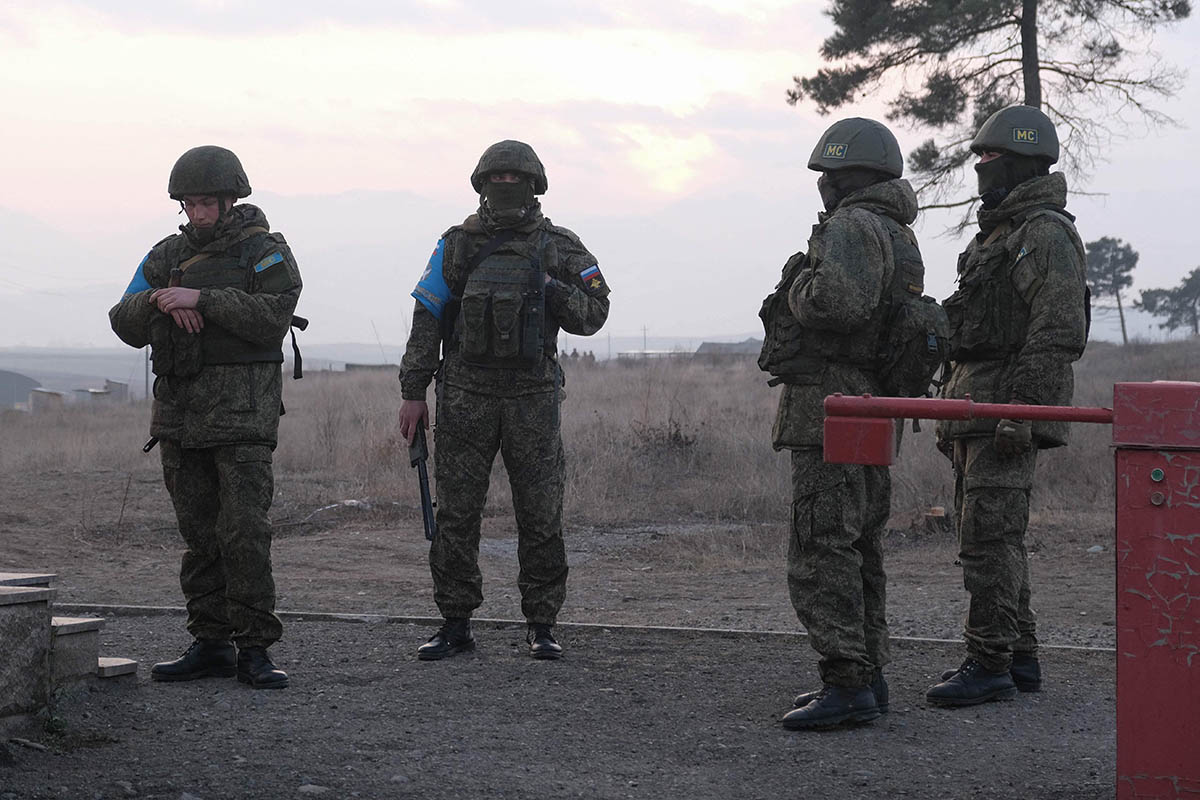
[160,440,282,648]
[431,384,567,625]
[953,437,1039,673]
[787,448,891,687]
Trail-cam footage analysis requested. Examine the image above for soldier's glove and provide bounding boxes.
[935,435,954,461]
[994,418,1033,457]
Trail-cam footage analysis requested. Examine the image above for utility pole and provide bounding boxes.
[642,325,648,353]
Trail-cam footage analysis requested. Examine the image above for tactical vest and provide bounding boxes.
[758,214,907,384]
[454,243,547,369]
[944,210,1083,362]
[151,231,285,378]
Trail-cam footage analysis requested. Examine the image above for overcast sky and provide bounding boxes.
[0,0,1196,350]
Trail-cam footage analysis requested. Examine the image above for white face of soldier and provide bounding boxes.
[182,195,226,229]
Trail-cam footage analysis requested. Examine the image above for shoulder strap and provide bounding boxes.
[468,230,519,271]
[981,220,1012,248]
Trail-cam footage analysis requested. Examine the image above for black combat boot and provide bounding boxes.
[527,623,563,660]
[794,670,889,714]
[150,639,236,682]
[940,653,1042,693]
[417,618,475,661]
[1010,653,1042,692]
[236,646,289,689]
[926,658,1017,707]
[782,685,880,730]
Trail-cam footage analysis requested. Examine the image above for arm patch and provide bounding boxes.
[412,238,453,320]
[1011,246,1045,306]
[255,249,299,293]
[121,253,152,298]
[578,264,606,296]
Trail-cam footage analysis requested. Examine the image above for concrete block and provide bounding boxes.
[0,572,56,588]
[0,586,52,719]
[51,616,104,686]
[97,657,137,678]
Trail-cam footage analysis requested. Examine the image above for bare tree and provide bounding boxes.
[1085,236,1138,344]
[788,0,1191,221]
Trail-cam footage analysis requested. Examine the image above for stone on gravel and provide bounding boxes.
[297,786,329,795]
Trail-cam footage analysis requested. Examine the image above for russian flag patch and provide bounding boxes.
[579,264,605,293]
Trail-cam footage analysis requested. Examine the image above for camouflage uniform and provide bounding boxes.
[937,172,1088,673]
[109,203,302,648]
[772,178,920,688]
[400,206,609,625]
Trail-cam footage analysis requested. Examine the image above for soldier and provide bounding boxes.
[760,118,923,729]
[397,140,609,660]
[109,146,302,689]
[926,106,1089,706]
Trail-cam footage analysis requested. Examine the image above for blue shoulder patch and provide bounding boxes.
[121,253,152,298]
[253,252,284,272]
[412,238,453,320]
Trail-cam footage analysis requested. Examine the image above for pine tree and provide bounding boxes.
[788,1,1191,216]
[1135,267,1200,337]
[1085,237,1138,345]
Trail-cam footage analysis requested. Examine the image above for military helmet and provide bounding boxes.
[807,118,903,177]
[470,140,548,194]
[971,105,1059,164]
[168,145,252,200]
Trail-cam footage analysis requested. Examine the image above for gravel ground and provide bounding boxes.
[2,613,1115,800]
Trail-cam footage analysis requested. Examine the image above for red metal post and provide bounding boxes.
[822,382,1200,797]
[1112,382,1200,798]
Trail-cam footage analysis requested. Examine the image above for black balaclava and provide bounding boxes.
[481,177,536,226]
[975,154,1049,209]
[817,168,891,213]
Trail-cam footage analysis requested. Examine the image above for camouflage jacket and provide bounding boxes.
[772,178,918,449]
[108,204,302,448]
[937,173,1088,448]
[399,210,610,399]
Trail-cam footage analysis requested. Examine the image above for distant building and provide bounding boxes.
[693,338,763,363]
[30,388,65,414]
[74,388,115,405]
[616,350,690,362]
[0,370,40,408]
[105,380,129,403]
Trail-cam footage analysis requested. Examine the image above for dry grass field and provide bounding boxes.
[4,338,1194,542]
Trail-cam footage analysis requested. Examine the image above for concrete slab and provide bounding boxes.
[0,586,54,606]
[0,588,50,719]
[51,616,105,635]
[0,572,56,588]
[97,657,137,678]
[50,628,99,685]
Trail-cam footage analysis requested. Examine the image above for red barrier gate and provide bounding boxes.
[822,382,1200,798]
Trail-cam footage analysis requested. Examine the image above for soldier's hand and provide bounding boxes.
[398,400,429,446]
[150,287,202,313]
[994,418,1032,457]
[168,308,205,334]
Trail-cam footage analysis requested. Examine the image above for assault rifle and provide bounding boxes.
[409,425,437,542]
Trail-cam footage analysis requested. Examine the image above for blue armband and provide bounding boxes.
[412,238,453,320]
[122,253,152,298]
